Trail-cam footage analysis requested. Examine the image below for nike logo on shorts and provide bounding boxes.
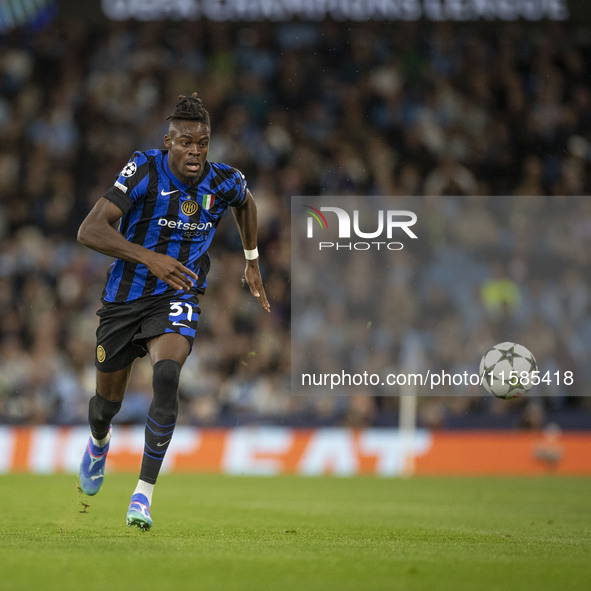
[172,321,190,329]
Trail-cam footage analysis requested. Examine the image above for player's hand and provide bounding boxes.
[244,260,270,312]
[146,252,198,291]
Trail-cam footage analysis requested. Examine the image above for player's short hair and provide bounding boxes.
[166,92,210,128]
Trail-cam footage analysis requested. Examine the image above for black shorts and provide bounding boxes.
[95,292,201,372]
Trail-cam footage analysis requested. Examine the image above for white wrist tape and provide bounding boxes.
[244,247,259,260]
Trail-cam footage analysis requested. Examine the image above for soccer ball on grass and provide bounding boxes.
[479,342,538,399]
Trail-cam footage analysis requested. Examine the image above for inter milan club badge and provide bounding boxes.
[182,200,198,216]
[96,345,106,363]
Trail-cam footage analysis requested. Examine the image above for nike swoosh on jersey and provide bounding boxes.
[161,189,179,196]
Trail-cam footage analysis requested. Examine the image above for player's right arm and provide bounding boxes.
[77,197,198,292]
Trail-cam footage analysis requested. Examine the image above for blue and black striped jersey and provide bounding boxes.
[101,149,247,303]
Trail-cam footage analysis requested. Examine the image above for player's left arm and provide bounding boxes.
[232,189,270,313]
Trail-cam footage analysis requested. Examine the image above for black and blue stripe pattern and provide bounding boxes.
[101,150,247,303]
[143,414,176,463]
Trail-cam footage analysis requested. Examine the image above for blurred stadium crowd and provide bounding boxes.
[0,18,590,429]
[292,194,591,429]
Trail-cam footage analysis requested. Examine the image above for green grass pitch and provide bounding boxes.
[0,474,590,591]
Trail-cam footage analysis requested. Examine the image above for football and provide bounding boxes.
[479,342,538,399]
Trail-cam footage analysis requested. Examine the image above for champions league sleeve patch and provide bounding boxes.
[119,161,137,177]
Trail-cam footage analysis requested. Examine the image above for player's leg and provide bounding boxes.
[126,333,190,530]
[143,332,190,481]
[80,299,144,496]
[80,366,132,495]
[90,367,131,435]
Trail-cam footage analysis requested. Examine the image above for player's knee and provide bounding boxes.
[153,359,181,394]
[89,392,122,423]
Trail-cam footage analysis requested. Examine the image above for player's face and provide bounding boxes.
[164,121,210,186]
